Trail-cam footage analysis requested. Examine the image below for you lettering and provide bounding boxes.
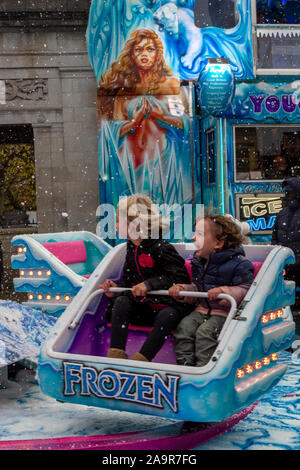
[250,94,300,114]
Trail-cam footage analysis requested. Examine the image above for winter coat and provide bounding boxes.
[272,177,300,267]
[116,238,192,313]
[176,247,254,317]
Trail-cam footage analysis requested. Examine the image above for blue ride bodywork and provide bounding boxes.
[37,243,295,422]
[11,232,111,317]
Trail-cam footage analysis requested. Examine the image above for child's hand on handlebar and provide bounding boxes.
[131,282,148,297]
[99,279,117,298]
[207,287,223,301]
[169,284,185,299]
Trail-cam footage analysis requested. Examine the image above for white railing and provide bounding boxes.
[69,288,237,343]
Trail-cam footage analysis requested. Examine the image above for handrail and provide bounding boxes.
[69,288,237,340]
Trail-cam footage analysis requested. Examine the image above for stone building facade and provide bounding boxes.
[0,0,99,298]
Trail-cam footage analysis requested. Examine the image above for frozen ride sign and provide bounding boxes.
[63,362,180,413]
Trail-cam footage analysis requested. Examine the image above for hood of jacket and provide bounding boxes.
[283,177,300,195]
[191,246,253,291]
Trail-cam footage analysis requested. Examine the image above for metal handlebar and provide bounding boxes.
[69,287,237,338]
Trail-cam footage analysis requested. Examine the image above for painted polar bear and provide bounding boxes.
[153,2,203,70]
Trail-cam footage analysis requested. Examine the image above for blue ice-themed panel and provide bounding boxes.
[0,351,299,450]
[11,232,111,317]
[87,0,254,236]
[87,0,254,82]
[225,79,300,122]
[97,88,196,213]
[0,301,56,366]
[222,78,300,240]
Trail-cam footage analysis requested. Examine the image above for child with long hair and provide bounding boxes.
[169,214,254,367]
[100,194,192,362]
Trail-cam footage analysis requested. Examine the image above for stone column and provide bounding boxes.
[60,67,99,233]
[33,122,69,233]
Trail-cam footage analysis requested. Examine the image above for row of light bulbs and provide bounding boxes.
[28,294,71,302]
[20,269,51,277]
[261,309,284,324]
[18,246,71,304]
[236,353,278,379]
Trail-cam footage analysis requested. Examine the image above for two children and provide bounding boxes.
[101,196,254,366]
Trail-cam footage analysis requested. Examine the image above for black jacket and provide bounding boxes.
[116,238,191,311]
[272,177,300,267]
[191,247,254,293]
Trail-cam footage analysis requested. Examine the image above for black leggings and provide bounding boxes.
[109,294,182,361]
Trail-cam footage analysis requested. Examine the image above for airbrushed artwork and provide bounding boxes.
[96,28,192,209]
[97,28,180,96]
[86,0,253,213]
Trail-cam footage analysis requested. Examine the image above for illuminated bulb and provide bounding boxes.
[29,270,34,276]
[263,357,270,366]
[236,369,244,379]
[55,295,61,301]
[271,353,278,361]
[37,294,43,300]
[23,247,27,252]
[37,270,43,276]
[245,364,253,374]
[277,309,283,318]
[18,247,23,253]
[64,295,70,302]
[254,361,262,370]
[269,311,276,321]
[46,270,51,276]
[28,294,34,300]
[20,270,25,276]
[46,294,51,300]
[261,314,269,324]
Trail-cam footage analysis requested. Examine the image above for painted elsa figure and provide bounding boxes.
[98,28,180,96]
[98,29,192,205]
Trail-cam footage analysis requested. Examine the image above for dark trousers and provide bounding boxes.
[109,294,182,361]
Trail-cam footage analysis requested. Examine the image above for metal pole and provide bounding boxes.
[218,117,226,215]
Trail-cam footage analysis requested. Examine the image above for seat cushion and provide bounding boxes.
[42,240,87,265]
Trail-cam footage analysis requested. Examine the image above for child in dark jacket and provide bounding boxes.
[169,214,254,367]
[100,194,192,362]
